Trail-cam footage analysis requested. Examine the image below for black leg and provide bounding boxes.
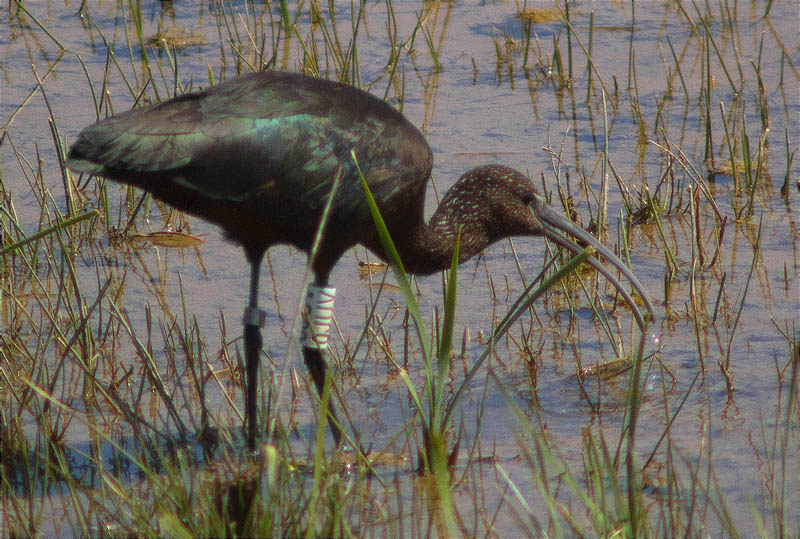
[244,323,262,451]
[243,248,266,452]
[302,347,343,446]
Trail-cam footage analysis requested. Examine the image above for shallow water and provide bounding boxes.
[2,1,798,535]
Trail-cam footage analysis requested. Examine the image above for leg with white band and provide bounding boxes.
[240,247,347,449]
[301,283,345,446]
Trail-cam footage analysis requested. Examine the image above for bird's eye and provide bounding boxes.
[522,193,534,205]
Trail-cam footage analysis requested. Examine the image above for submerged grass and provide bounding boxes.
[1,0,797,537]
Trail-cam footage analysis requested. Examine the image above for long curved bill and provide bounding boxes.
[532,199,655,330]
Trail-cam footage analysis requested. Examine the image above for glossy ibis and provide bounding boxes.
[67,71,653,451]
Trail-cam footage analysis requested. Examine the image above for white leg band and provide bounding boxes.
[301,285,336,350]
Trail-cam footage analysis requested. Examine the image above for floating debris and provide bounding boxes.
[516,8,562,24]
[147,26,206,49]
[133,231,204,248]
[580,358,632,380]
[358,261,388,279]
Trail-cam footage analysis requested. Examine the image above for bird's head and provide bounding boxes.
[446,165,545,241]
[445,164,655,323]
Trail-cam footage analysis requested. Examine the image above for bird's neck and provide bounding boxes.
[393,203,489,275]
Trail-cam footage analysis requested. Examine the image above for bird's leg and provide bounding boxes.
[243,250,266,452]
[302,284,336,350]
[301,283,344,446]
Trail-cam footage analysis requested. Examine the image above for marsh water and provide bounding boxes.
[2,1,798,535]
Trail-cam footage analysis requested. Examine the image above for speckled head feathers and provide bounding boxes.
[436,164,543,240]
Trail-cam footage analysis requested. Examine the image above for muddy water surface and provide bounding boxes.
[2,1,798,535]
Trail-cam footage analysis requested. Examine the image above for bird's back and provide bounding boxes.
[68,71,433,256]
